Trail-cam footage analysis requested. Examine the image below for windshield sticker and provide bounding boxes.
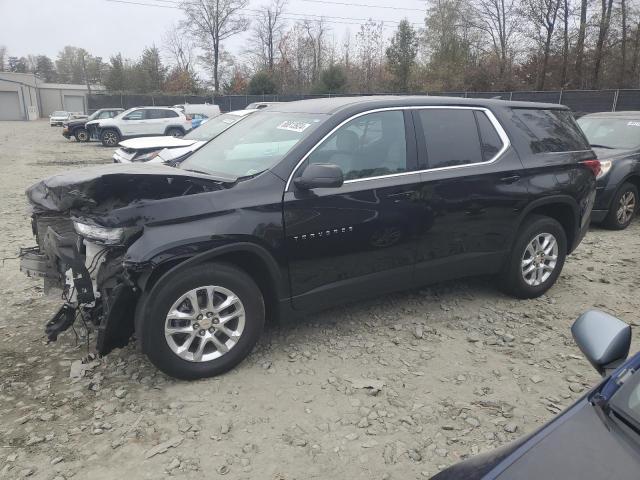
[277,121,311,133]
[628,121,640,126]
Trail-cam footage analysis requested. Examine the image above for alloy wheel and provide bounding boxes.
[164,285,246,362]
[521,232,558,286]
[103,131,117,146]
[616,191,636,225]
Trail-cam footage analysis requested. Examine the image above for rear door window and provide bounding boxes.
[123,109,146,120]
[512,108,589,153]
[415,109,484,169]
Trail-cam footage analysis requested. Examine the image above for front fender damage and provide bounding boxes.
[21,163,234,356]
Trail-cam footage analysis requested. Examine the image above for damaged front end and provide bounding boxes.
[20,164,231,355]
[20,212,139,354]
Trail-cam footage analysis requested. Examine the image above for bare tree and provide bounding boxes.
[593,0,615,88]
[0,45,7,71]
[521,0,562,90]
[250,0,287,71]
[619,0,628,86]
[560,0,570,87]
[302,18,328,83]
[573,0,588,87]
[180,0,249,93]
[356,20,384,92]
[468,0,520,82]
[163,24,197,73]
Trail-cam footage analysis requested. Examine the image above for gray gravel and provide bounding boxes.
[1,120,639,479]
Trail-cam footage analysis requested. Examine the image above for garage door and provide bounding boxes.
[63,95,85,114]
[0,91,21,120]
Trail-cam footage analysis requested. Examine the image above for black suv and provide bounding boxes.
[21,97,597,379]
[577,111,640,229]
[63,108,124,142]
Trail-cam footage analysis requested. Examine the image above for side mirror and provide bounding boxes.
[571,310,631,377]
[294,163,344,190]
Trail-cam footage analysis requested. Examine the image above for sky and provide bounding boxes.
[0,0,426,67]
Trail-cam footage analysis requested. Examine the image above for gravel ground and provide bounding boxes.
[1,120,640,480]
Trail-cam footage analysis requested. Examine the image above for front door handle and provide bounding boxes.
[499,175,521,184]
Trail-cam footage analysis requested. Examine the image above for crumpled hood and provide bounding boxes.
[119,136,197,150]
[26,163,235,214]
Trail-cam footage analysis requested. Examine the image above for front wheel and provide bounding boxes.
[100,129,120,147]
[142,263,265,380]
[74,128,89,142]
[602,182,638,230]
[500,215,567,299]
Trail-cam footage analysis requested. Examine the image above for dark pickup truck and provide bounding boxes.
[62,108,123,142]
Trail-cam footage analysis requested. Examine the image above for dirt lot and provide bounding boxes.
[1,120,639,480]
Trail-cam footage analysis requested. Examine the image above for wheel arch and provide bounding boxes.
[100,125,123,137]
[133,242,287,348]
[164,125,186,135]
[516,196,579,253]
[620,174,640,193]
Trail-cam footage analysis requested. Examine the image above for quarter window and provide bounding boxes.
[512,108,589,153]
[306,110,408,181]
[417,109,484,169]
[475,111,504,161]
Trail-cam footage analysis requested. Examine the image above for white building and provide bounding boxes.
[0,72,104,120]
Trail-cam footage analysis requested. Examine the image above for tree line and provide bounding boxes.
[2,0,640,95]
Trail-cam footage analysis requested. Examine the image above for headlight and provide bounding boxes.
[135,150,161,162]
[73,221,125,244]
[597,159,612,179]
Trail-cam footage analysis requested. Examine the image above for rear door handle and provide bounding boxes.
[499,175,521,184]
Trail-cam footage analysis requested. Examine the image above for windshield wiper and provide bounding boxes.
[590,144,615,149]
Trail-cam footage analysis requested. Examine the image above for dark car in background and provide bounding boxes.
[20,96,597,379]
[62,108,124,142]
[577,111,640,229]
[432,309,640,480]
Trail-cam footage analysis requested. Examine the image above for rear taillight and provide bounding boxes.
[580,159,602,178]
[185,115,192,121]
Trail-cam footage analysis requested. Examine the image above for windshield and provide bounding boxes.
[577,116,640,149]
[610,369,640,429]
[179,111,328,177]
[184,112,249,142]
[87,110,102,121]
[52,111,67,116]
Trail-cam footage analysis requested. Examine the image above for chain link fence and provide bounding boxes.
[88,89,640,114]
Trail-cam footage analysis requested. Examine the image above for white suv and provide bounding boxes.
[91,107,192,147]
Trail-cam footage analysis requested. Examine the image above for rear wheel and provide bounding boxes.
[100,129,120,147]
[143,263,264,380]
[500,215,567,299]
[167,127,184,137]
[602,182,638,230]
[74,128,89,142]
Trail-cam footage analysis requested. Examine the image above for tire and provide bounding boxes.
[500,214,567,299]
[100,129,120,147]
[602,182,638,230]
[142,262,265,380]
[74,128,89,142]
[166,127,184,137]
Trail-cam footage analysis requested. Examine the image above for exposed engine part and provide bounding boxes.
[45,303,76,341]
